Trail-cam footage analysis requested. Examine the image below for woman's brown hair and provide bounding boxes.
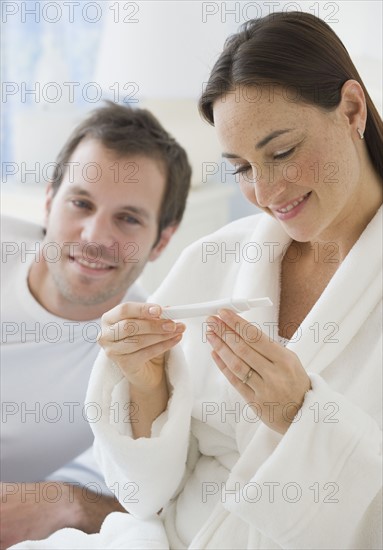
[199,12,382,178]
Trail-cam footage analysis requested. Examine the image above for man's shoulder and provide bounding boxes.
[1,215,44,244]
[121,281,148,304]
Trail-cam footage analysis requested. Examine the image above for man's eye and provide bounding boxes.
[72,200,91,209]
[273,147,296,160]
[120,215,140,225]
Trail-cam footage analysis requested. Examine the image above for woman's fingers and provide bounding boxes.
[97,301,186,390]
[211,350,255,403]
[101,301,162,326]
[206,314,272,378]
[129,333,183,366]
[206,310,312,434]
[115,333,184,381]
[206,329,264,381]
[216,308,285,363]
[101,318,184,343]
[102,327,185,356]
[99,301,185,350]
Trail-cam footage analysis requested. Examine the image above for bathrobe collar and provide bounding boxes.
[232,207,382,376]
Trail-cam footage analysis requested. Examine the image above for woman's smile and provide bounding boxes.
[270,191,312,220]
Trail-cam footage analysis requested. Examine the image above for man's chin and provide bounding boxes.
[52,278,118,308]
[59,290,117,308]
[51,268,138,311]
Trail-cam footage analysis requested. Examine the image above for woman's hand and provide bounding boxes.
[98,302,185,392]
[206,309,311,434]
[98,302,186,438]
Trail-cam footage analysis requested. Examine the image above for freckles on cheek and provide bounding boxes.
[239,180,257,204]
[298,152,324,189]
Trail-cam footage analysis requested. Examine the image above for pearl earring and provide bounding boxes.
[357,128,364,140]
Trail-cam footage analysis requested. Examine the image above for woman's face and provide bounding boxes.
[213,85,363,243]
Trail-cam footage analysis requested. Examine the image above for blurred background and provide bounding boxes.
[1,0,382,291]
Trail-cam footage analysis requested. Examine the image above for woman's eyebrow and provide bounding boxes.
[222,128,293,159]
[222,153,242,159]
[256,128,293,149]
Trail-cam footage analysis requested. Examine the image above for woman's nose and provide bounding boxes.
[252,164,287,208]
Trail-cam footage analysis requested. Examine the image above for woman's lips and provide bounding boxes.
[272,192,311,220]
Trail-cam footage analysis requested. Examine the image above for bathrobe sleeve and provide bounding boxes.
[224,371,382,549]
[87,343,193,520]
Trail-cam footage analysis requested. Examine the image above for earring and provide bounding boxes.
[357,128,364,140]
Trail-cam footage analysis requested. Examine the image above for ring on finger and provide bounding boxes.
[241,367,253,385]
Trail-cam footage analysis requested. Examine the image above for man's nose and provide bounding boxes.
[80,213,116,249]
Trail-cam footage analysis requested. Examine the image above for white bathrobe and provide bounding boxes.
[12,209,382,550]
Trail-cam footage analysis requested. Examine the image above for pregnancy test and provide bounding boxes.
[161,297,272,320]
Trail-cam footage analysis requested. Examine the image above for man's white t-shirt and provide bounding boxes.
[0,215,146,484]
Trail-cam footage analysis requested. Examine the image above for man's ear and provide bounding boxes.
[44,182,54,226]
[149,224,179,262]
[338,79,367,135]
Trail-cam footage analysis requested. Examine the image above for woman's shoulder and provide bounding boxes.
[151,212,267,303]
[187,212,266,252]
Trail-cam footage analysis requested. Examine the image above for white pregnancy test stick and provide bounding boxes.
[161,297,272,320]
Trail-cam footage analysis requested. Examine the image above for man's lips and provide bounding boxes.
[69,256,116,271]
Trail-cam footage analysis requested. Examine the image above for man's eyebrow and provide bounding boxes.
[222,129,293,159]
[66,186,92,197]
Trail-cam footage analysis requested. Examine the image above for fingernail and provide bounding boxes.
[175,323,186,333]
[162,322,176,332]
[148,306,161,316]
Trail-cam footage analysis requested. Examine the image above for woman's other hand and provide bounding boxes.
[206,309,311,434]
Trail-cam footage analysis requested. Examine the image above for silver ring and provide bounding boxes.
[242,367,253,384]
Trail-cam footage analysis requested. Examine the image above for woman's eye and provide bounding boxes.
[273,147,295,160]
[232,164,252,176]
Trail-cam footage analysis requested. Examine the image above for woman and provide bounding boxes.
[12,12,382,550]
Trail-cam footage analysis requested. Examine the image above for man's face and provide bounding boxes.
[35,138,172,319]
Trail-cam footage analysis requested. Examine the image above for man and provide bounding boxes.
[0,102,191,549]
